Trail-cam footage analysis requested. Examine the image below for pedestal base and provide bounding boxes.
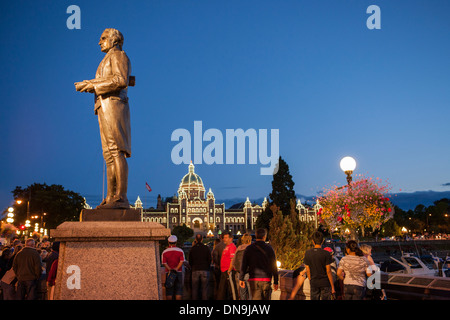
[80,208,141,221]
[50,221,170,300]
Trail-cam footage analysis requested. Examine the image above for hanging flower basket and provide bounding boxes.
[317,175,394,236]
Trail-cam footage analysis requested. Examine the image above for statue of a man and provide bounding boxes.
[75,28,132,209]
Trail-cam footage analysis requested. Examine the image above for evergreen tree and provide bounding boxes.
[255,200,277,232]
[269,156,296,216]
[269,207,315,270]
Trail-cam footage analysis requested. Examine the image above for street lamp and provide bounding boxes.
[16,197,31,222]
[340,156,356,185]
[6,207,14,224]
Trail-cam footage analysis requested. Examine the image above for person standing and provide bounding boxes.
[12,239,42,300]
[47,258,58,300]
[0,247,16,300]
[188,234,211,300]
[44,241,59,300]
[211,235,225,299]
[217,231,236,300]
[337,240,371,300]
[303,231,335,300]
[231,233,252,300]
[162,235,185,300]
[360,244,386,300]
[239,228,278,300]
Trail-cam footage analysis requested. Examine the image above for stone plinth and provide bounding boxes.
[80,208,141,221]
[50,221,170,300]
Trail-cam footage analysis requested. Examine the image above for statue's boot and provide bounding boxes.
[96,165,117,208]
[98,155,129,209]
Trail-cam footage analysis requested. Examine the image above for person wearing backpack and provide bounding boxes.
[229,233,252,300]
[239,228,278,300]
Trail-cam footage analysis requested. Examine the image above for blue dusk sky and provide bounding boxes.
[1,0,450,211]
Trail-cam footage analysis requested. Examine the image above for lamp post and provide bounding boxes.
[340,156,357,185]
[339,157,357,240]
[16,189,31,225]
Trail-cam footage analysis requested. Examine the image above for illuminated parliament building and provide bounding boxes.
[136,162,268,234]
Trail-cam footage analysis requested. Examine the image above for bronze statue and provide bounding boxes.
[75,28,133,209]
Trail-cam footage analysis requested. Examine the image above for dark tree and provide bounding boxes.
[269,156,296,216]
[255,201,278,233]
[12,183,85,230]
[171,223,194,247]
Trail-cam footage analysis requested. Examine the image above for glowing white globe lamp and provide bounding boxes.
[340,156,356,185]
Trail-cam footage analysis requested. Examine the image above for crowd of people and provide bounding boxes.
[162,228,279,301]
[0,235,60,300]
[1,228,387,301]
[162,229,386,301]
[284,231,385,300]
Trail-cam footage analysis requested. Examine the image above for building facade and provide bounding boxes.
[138,162,269,234]
[130,162,321,234]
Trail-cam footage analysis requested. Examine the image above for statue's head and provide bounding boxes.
[98,28,124,53]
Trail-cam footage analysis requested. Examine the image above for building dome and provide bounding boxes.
[178,162,206,200]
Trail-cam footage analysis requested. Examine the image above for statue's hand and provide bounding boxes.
[75,81,88,92]
[76,81,95,93]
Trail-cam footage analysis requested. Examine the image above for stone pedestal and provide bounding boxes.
[50,221,170,300]
[80,208,141,221]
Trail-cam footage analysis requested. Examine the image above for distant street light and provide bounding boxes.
[16,195,31,222]
[340,156,357,185]
[6,207,14,224]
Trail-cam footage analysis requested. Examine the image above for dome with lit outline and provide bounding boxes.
[178,161,206,200]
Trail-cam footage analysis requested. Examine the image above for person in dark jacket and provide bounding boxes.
[0,246,16,300]
[211,235,225,299]
[44,242,59,278]
[239,228,278,300]
[12,239,42,300]
[44,241,59,300]
[188,234,212,300]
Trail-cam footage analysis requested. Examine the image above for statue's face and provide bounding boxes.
[98,31,114,53]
